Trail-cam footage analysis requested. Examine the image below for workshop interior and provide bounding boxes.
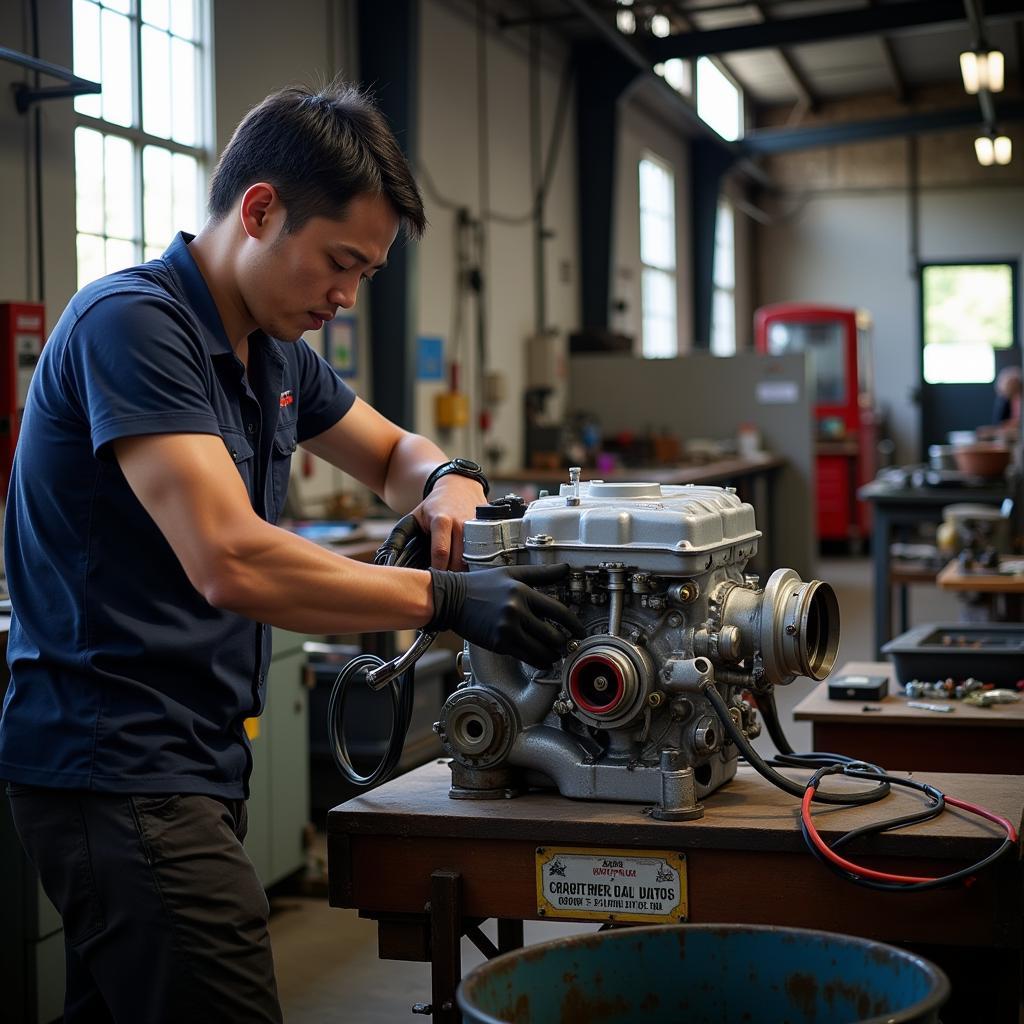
[1,0,1023,1022]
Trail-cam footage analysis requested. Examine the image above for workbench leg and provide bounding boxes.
[497,919,524,954]
[898,582,909,635]
[872,506,892,658]
[430,870,462,1024]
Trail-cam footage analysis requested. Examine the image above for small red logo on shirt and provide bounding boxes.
[279,390,294,408]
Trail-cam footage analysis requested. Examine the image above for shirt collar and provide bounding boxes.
[161,231,235,357]
[161,231,286,368]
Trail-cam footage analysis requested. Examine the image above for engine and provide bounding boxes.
[434,474,840,820]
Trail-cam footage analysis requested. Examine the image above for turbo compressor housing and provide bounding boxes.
[434,478,840,820]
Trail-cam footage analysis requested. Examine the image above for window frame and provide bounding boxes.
[73,0,213,285]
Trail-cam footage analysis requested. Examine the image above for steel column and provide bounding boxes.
[691,137,738,348]
[575,40,640,330]
[357,0,419,429]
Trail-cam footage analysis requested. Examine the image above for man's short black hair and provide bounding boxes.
[208,81,426,239]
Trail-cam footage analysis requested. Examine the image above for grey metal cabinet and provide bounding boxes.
[244,627,313,888]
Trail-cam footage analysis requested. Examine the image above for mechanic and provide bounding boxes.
[0,81,583,1024]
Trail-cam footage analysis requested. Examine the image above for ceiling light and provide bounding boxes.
[987,50,1005,92]
[651,14,671,38]
[960,51,981,93]
[960,49,1005,94]
[993,135,1012,165]
[616,9,636,34]
[975,135,995,166]
[662,58,689,94]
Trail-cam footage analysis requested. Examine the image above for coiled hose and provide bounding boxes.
[701,682,890,807]
[326,514,430,788]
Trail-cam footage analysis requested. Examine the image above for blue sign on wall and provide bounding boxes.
[417,336,445,380]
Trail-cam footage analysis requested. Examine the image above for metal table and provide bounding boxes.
[794,659,1024,774]
[328,759,1023,1024]
[857,479,1008,657]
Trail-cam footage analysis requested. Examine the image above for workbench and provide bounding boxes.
[793,660,1024,775]
[937,557,1024,595]
[936,556,1024,622]
[327,758,1023,1024]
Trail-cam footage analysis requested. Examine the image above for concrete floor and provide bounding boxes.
[267,555,962,1022]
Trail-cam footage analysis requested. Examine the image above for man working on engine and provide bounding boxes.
[0,82,583,1024]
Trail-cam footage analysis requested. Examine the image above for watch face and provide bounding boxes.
[453,458,482,473]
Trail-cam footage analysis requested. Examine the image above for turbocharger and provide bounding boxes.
[434,475,839,820]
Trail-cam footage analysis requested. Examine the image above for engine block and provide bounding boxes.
[434,477,840,820]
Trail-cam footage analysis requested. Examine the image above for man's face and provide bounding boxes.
[240,192,400,343]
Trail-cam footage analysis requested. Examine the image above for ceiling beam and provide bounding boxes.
[666,2,754,109]
[560,0,737,149]
[866,0,908,102]
[750,1,817,112]
[876,35,908,102]
[561,0,773,188]
[742,99,1024,154]
[645,0,1023,60]
[495,10,581,30]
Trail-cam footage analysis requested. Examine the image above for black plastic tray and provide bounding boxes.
[882,622,1024,685]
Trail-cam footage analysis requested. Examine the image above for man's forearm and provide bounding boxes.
[382,432,450,512]
[205,518,434,634]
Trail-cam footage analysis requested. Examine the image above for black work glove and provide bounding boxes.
[426,563,585,669]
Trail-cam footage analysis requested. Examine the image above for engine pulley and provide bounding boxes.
[563,635,653,729]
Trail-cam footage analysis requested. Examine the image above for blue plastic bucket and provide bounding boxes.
[457,923,949,1024]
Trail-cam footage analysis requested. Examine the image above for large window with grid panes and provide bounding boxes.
[72,0,210,289]
[638,154,678,358]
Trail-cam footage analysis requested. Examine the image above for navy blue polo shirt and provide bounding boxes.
[0,232,355,798]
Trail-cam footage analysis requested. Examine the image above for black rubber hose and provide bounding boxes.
[701,682,890,806]
[327,654,405,787]
[327,514,429,788]
[373,512,426,567]
[756,689,877,771]
[756,689,796,756]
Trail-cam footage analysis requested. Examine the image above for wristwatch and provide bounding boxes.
[422,458,490,499]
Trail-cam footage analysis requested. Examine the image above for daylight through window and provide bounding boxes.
[639,155,678,358]
[73,0,209,288]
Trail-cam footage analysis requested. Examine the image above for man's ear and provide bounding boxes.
[238,183,280,239]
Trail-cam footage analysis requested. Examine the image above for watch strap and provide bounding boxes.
[422,459,490,499]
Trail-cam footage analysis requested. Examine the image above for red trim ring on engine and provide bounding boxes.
[568,654,626,715]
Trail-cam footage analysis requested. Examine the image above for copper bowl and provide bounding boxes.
[952,442,1011,477]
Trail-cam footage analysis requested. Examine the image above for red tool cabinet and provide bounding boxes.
[0,302,46,494]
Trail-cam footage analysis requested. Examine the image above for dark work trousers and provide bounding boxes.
[7,786,283,1024]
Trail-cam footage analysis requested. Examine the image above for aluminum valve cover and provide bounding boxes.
[464,481,761,573]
